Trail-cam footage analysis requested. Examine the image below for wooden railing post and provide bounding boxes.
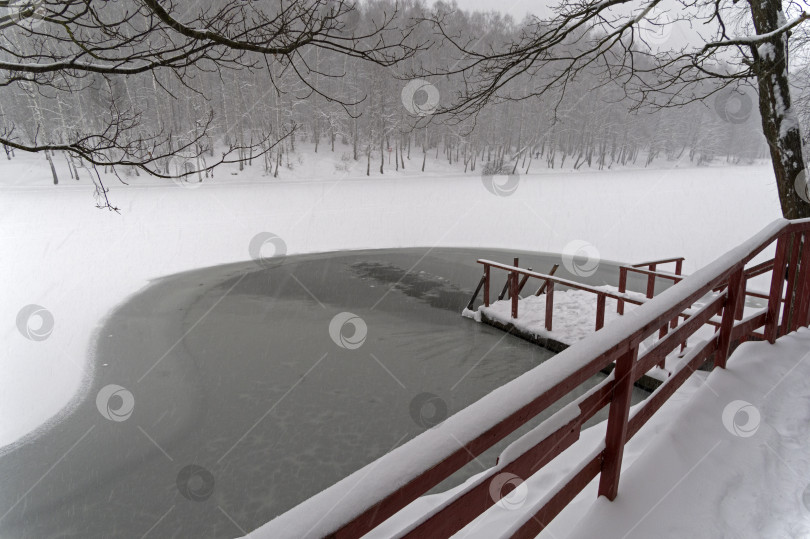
[511,271,519,319]
[765,235,789,343]
[716,269,744,369]
[617,267,627,314]
[735,275,746,321]
[595,293,606,331]
[780,233,802,336]
[646,263,656,299]
[657,323,668,369]
[484,265,490,307]
[545,280,554,331]
[598,346,637,500]
[675,259,683,276]
[794,235,810,329]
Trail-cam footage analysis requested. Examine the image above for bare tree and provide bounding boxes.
[427,0,810,218]
[0,0,422,182]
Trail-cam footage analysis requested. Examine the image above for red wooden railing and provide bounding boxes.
[254,218,810,539]
[476,257,698,337]
[617,257,684,314]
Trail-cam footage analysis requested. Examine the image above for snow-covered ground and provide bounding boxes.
[561,328,810,538]
[0,150,784,510]
[472,286,648,344]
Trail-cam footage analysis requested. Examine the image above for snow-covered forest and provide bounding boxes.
[1,0,793,184]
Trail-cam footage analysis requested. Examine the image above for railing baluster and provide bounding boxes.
[766,235,789,343]
[596,293,606,331]
[716,268,744,369]
[545,280,554,331]
[598,346,638,500]
[795,234,810,329]
[780,232,802,336]
[646,263,656,299]
[617,267,627,314]
[511,271,519,319]
[735,274,746,321]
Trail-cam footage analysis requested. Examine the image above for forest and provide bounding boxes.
[0,0,794,184]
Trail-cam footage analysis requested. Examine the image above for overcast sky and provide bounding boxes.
[430,0,553,21]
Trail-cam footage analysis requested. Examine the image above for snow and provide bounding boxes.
[478,286,646,345]
[757,42,776,61]
[560,328,810,538]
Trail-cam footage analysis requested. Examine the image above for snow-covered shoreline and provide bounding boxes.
[1,153,782,449]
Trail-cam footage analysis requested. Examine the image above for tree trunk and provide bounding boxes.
[749,0,809,219]
[46,150,58,184]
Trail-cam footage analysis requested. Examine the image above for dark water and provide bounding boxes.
[0,248,648,539]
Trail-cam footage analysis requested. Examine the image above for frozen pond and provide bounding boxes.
[0,248,649,538]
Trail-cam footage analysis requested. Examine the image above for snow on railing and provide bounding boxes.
[245,218,810,539]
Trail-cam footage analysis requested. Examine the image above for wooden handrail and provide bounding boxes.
[621,266,683,281]
[476,259,645,305]
[252,218,810,539]
[632,257,685,268]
